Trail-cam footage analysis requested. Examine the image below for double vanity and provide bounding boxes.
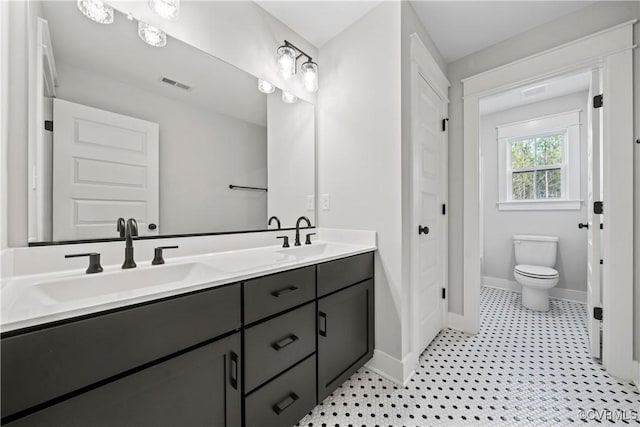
[1,231,376,427]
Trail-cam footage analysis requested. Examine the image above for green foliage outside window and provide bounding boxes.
[510,134,563,200]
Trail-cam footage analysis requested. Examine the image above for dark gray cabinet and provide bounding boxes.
[8,333,242,427]
[318,278,374,401]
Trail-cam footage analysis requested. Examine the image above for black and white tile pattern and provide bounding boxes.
[298,287,640,426]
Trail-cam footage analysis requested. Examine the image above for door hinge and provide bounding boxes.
[600,223,603,230]
[441,288,446,299]
[593,307,603,321]
[594,201,603,214]
[44,120,53,132]
[442,118,449,132]
[600,259,603,265]
[442,204,446,215]
[593,94,603,108]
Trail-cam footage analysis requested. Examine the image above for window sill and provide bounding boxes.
[497,200,583,211]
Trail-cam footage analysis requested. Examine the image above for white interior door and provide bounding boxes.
[586,70,603,359]
[53,98,159,241]
[412,71,446,354]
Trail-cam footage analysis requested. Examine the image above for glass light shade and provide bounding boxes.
[148,0,180,20]
[77,0,114,24]
[301,61,318,93]
[281,90,297,104]
[258,79,275,94]
[138,22,167,47]
[277,46,296,80]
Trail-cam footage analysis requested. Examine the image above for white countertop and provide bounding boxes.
[1,237,376,333]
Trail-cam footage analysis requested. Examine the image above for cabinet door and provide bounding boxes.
[317,279,374,401]
[7,333,242,427]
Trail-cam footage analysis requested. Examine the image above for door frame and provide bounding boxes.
[409,33,450,366]
[461,20,636,380]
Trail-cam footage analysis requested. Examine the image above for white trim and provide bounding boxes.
[447,312,468,332]
[497,200,582,211]
[409,33,450,101]
[366,349,417,387]
[482,276,587,304]
[0,0,8,251]
[462,21,635,380]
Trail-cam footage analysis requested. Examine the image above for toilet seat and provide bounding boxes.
[514,264,559,279]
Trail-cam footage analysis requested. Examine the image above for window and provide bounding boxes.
[497,111,581,210]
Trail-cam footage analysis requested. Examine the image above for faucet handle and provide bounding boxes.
[277,236,290,248]
[304,233,316,245]
[152,246,179,265]
[65,252,103,274]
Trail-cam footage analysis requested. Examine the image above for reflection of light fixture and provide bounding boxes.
[148,0,180,20]
[77,0,114,24]
[126,12,134,21]
[282,90,297,104]
[258,79,275,94]
[301,61,318,93]
[138,22,167,47]
[276,45,296,80]
[276,40,319,93]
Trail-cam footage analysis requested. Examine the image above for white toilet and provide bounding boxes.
[512,235,559,311]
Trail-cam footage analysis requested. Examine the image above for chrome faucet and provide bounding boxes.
[294,216,311,246]
[122,218,138,269]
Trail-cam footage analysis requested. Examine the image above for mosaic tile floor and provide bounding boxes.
[298,287,640,426]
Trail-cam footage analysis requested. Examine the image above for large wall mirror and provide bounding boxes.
[27,1,315,244]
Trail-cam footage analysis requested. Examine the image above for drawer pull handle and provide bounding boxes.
[271,286,299,297]
[229,351,238,390]
[319,312,327,337]
[272,334,299,351]
[272,392,299,415]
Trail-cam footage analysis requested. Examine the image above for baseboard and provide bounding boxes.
[482,276,587,304]
[635,361,640,392]
[366,349,417,386]
[447,312,467,332]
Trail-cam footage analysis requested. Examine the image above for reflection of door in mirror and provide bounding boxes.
[52,99,159,241]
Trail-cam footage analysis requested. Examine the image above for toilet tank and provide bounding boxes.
[512,235,558,267]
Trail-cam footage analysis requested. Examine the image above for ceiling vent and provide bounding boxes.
[160,76,192,91]
[521,84,546,97]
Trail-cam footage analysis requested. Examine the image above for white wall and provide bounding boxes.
[446,2,639,319]
[481,91,589,292]
[318,1,403,375]
[2,0,317,248]
[267,94,315,229]
[55,62,267,235]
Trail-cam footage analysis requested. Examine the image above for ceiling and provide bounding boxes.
[255,1,595,63]
[42,1,267,126]
[479,71,591,116]
[255,1,383,48]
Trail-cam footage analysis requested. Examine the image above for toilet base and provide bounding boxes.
[521,285,550,311]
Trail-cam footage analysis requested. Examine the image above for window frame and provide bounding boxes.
[496,110,582,211]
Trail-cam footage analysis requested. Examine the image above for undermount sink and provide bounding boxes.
[277,243,330,258]
[34,262,220,302]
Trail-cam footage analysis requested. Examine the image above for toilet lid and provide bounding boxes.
[515,264,559,279]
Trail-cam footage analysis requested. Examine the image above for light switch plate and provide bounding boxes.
[321,194,330,210]
[307,195,314,210]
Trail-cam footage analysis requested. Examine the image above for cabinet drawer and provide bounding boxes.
[245,355,316,427]
[1,283,240,418]
[244,303,315,392]
[317,252,374,297]
[244,266,315,324]
[7,334,242,427]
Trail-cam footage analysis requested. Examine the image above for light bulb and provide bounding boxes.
[148,0,180,20]
[258,79,275,94]
[138,22,167,47]
[282,90,297,104]
[277,45,296,80]
[301,61,318,93]
[77,0,114,24]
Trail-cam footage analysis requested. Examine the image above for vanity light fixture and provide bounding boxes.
[281,90,297,104]
[258,79,275,94]
[276,40,319,92]
[138,21,167,47]
[76,0,114,24]
[148,0,180,20]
